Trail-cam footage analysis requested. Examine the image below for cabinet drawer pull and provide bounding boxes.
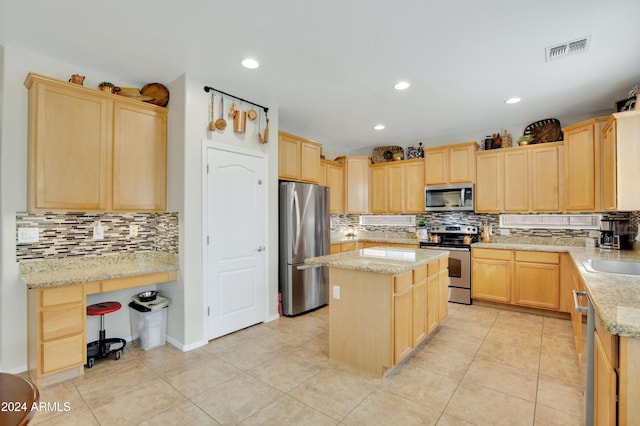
[572,290,588,314]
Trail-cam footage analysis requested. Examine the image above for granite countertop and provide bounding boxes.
[20,251,179,289]
[306,246,447,275]
[473,241,640,339]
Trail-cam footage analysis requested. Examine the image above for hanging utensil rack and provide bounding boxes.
[203,86,269,116]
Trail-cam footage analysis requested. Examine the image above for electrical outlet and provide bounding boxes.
[333,285,340,300]
[588,230,600,238]
[129,224,139,238]
[500,228,510,236]
[18,227,39,243]
[93,222,104,240]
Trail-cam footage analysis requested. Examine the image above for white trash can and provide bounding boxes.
[128,294,170,350]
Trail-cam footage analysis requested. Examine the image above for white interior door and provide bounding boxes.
[205,145,267,340]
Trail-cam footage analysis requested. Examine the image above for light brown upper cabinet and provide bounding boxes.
[320,159,345,213]
[601,111,640,211]
[25,73,168,212]
[370,159,425,213]
[563,117,608,212]
[474,150,503,212]
[424,142,478,185]
[278,131,321,183]
[475,142,562,213]
[339,156,370,214]
[369,163,389,213]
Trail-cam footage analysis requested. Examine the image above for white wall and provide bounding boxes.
[335,109,614,156]
[162,73,280,350]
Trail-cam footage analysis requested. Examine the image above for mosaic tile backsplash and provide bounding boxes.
[331,211,639,245]
[16,212,179,261]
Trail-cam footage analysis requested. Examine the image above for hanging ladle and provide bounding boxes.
[208,93,215,131]
[258,111,269,144]
[263,112,269,143]
[215,96,227,130]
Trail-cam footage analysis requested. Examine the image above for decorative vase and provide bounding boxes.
[416,228,429,240]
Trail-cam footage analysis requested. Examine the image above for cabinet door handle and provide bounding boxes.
[573,290,588,314]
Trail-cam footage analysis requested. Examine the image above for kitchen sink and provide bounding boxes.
[581,258,640,275]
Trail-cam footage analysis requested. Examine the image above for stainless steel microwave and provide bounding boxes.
[425,184,474,211]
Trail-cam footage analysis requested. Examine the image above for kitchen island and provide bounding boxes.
[306,247,448,376]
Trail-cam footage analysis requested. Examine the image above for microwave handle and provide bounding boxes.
[460,188,465,206]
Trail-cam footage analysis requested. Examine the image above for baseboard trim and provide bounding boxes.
[165,335,207,352]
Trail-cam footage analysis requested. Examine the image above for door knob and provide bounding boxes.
[256,246,265,252]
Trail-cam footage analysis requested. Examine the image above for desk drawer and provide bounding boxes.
[41,333,85,374]
[40,284,84,307]
[41,305,84,341]
[99,271,177,293]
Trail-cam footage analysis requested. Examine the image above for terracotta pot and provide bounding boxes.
[69,74,85,85]
[99,85,115,94]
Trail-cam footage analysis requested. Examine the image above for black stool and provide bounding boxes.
[86,301,126,368]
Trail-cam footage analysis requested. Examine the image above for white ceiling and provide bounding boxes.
[2,0,640,153]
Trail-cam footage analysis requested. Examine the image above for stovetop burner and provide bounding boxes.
[420,224,479,248]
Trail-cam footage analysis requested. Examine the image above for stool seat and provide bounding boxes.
[87,301,121,316]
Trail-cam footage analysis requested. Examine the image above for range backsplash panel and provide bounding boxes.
[16,212,179,261]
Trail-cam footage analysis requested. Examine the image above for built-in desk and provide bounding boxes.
[20,252,178,387]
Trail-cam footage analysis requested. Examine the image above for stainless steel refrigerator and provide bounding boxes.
[279,181,330,316]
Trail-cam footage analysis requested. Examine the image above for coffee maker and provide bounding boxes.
[600,219,632,250]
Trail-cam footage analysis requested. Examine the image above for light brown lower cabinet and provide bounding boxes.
[330,242,359,254]
[330,241,418,254]
[594,328,617,426]
[471,248,512,303]
[471,248,560,311]
[328,258,447,376]
[569,259,586,364]
[393,271,414,363]
[513,251,560,310]
[589,312,640,426]
[28,284,86,387]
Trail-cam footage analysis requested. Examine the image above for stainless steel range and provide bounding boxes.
[419,224,478,305]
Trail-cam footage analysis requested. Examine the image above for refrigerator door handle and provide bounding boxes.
[293,189,301,256]
[296,264,323,271]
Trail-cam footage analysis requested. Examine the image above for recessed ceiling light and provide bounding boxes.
[374,124,385,130]
[241,58,259,69]
[394,81,410,91]
[505,97,521,104]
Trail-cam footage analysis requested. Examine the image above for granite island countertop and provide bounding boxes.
[473,241,640,339]
[20,251,179,289]
[306,246,448,275]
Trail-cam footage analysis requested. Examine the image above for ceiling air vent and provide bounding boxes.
[545,36,591,62]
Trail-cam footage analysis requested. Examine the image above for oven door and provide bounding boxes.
[421,246,471,304]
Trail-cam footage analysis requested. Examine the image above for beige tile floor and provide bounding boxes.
[30,303,585,425]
